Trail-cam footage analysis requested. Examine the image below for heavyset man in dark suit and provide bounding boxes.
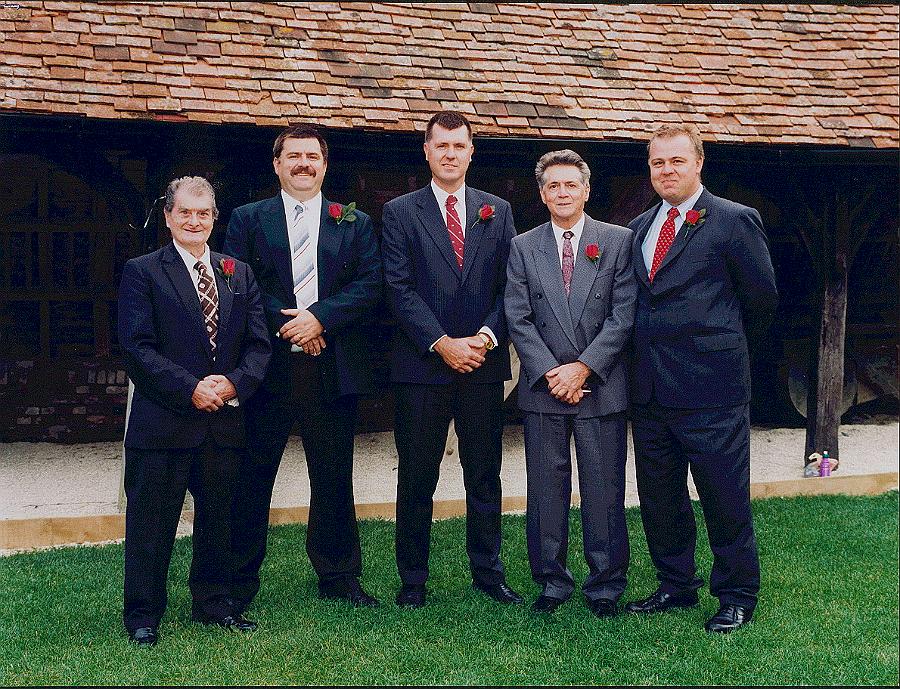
[118,176,271,646]
[625,124,778,632]
[505,150,636,617]
[382,111,522,608]
[223,125,382,610]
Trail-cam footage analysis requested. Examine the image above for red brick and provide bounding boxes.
[94,46,130,61]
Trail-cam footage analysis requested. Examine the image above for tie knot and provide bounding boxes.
[194,260,207,274]
[446,194,457,210]
[563,230,574,240]
[667,206,680,220]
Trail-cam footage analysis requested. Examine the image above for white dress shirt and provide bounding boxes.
[431,179,467,235]
[551,213,586,268]
[642,184,705,271]
[281,189,322,307]
[172,240,237,405]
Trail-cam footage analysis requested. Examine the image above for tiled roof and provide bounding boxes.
[2,2,898,147]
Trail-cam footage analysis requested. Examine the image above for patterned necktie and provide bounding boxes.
[649,206,680,282]
[291,202,316,308]
[561,230,574,296]
[445,194,464,269]
[194,260,218,357]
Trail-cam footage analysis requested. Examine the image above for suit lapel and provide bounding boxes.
[653,189,711,279]
[160,242,212,359]
[210,251,233,341]
[568,217,602,327]
[535,223,578,348]
[633,202,660,289]
[317,197,346,298]
[416,187,462,277]
[460,187,485,285]
[260,196,294,300]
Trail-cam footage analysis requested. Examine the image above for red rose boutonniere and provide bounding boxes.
[329,202,358,224]
[473,204,495,225]
[683,208,706,229]
[585,244,600,263]
[218,257,236,292]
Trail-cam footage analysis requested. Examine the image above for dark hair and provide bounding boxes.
[648,123,704,160]
[273,124,329,162]
[425,111,473,141]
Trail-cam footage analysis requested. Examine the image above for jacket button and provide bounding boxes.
[595,293,602,298]
[536,293,543,299]
[541,321,546,327]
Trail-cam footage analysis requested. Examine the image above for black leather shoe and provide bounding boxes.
[531,594,565,613]
[624,588,699,614]
[588,598,618,618]
[396,585,426,609]
[128,626,158,647]
[473,581,524,605]
[705,604,753,633]
[319,579,380,608]
[192,611,258,632]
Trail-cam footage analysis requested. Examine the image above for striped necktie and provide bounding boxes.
[291,202,316,309]
[446,194,464,269]
[194,260,218,357]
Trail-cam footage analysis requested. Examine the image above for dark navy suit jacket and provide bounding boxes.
[382,185,515,385]
[628,189,778,408]
[118,242,271,449]
[223,195,382,400]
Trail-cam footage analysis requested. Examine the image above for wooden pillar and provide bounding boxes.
[797,184,877,466]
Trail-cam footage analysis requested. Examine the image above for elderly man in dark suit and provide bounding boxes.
[118,176,271,646]
[625,124,778,633]
[223,124,382,611]
[505,150,636,617]
[382,111,522,608]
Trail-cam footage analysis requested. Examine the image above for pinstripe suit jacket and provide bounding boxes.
[382,185,515,385]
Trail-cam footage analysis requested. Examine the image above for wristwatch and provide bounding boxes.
[478,332,495,350]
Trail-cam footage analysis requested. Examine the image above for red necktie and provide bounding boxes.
[446,194,464,268]
[649,207,679,282]
[561,230,574,296]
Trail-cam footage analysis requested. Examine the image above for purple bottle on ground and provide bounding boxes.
[820,450,831,477]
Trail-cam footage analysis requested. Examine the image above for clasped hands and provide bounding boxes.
[191,375,237,412]
[279,308,326,356]
[434,334,488,374]
[545,361,591,405]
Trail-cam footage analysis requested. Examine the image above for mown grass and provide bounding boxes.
[1,493,897,686]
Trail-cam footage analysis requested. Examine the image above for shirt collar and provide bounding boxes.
[663,184,705,219]
[551,213,586,241]
[281,189,322,221]
[431,179,466,209]
[173,240,211,274]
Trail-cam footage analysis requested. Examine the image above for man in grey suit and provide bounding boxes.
[505,150,637,617]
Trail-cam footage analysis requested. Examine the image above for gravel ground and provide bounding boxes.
[1,422,897,521]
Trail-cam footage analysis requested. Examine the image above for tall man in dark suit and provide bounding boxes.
[505,150,636,617]
[382,111,522,608]
[625,124,778,632]
[224,125,382,610]
[118,176,271,646]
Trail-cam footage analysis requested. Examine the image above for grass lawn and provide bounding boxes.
[1,492,897,686]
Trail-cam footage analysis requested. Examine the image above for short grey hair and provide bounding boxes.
[535,149,591,188]
[164,176,219,220]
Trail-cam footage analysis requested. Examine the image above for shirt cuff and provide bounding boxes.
[429,334,448,352]
[478,326,498,348]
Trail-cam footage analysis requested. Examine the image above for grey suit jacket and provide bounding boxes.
[505,215,636,417]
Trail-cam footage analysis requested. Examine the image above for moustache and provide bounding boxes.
[291,166,317,177]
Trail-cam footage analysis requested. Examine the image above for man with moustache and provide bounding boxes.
[505,150,636,617]
[223,124,382,610]
[118,176,271,645]
[381,111,522,608]
[625,124,777,632]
